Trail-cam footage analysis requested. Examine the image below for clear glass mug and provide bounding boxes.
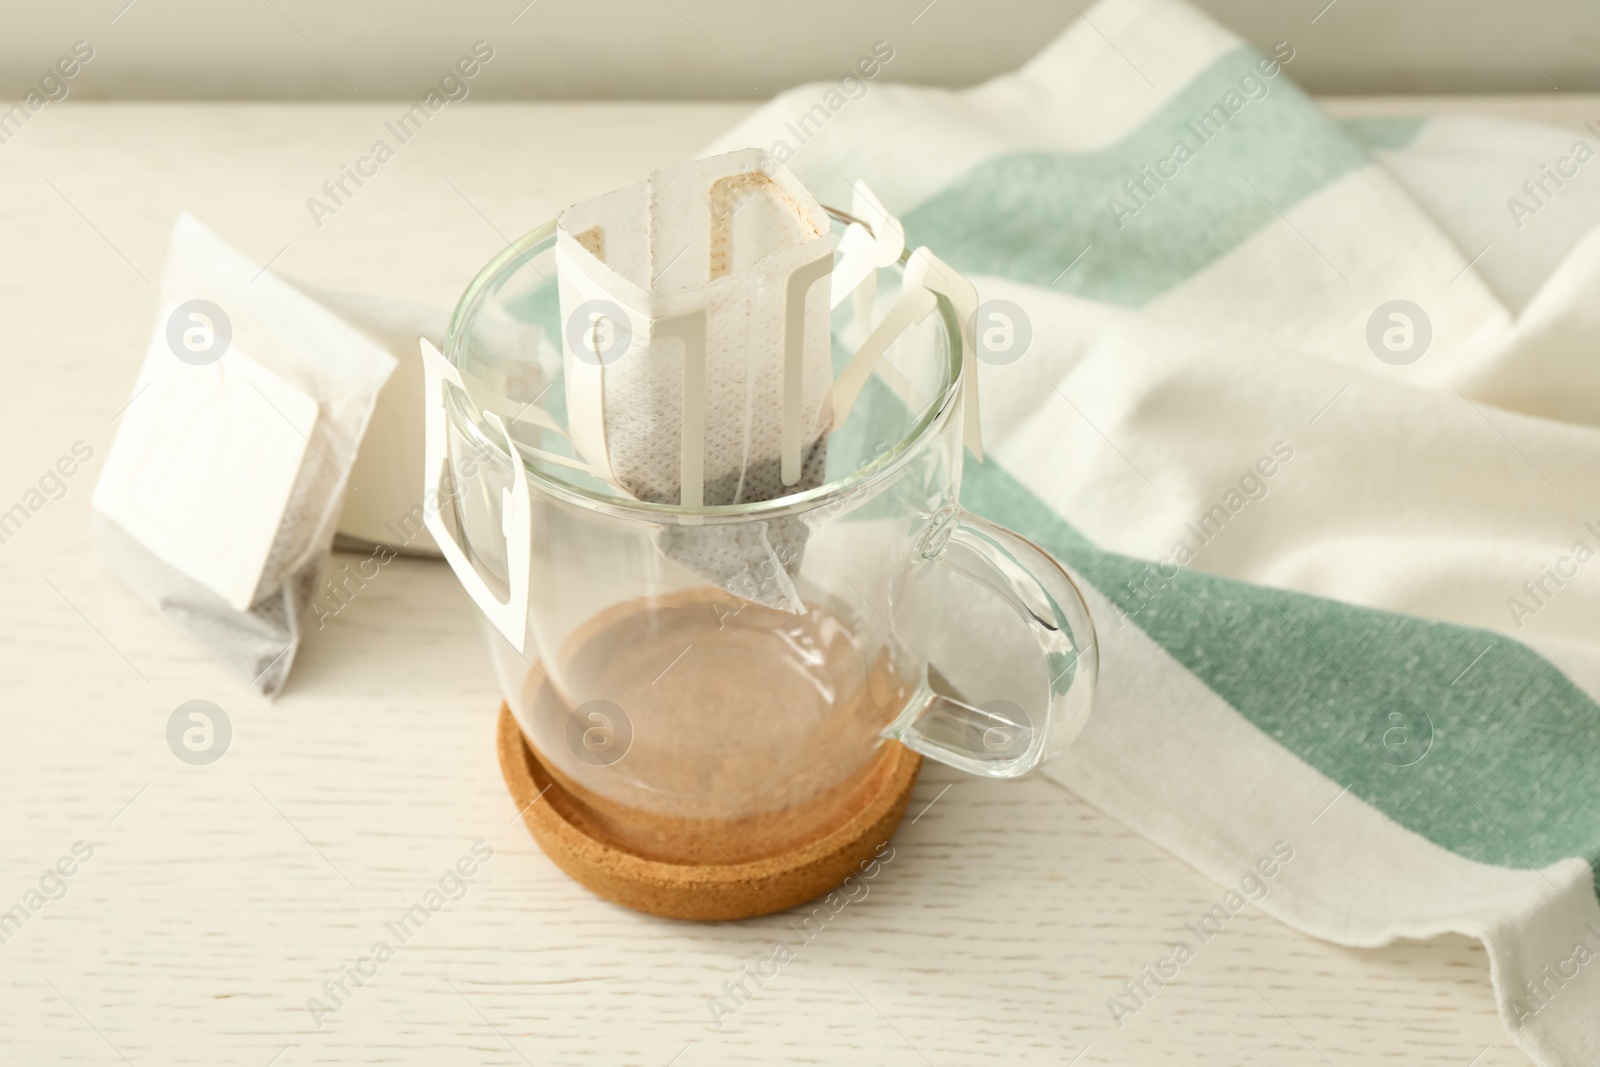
[427,211,1097,866]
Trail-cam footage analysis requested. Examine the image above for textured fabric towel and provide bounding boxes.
[707,2,1600,1063]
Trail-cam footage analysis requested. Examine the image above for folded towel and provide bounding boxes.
[709,2,1600,1063]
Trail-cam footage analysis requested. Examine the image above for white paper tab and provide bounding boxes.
[94,336,319,611]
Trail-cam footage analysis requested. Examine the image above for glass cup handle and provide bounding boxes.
[886,510,1099,778]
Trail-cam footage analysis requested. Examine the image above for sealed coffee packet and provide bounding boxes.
[93,214,396,697]
[555,148,834,611]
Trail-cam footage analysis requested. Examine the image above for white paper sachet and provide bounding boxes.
[289,283,452,558]
[93,214,396,697]
[555,148,834,611]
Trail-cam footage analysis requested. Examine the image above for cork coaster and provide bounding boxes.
[497,703,922,921]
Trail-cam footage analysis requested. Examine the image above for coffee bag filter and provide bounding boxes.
[556,149,835,610]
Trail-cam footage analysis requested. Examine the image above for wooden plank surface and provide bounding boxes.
[0,98,1571,1066]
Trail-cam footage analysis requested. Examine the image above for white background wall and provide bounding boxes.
[4,0,1598,99]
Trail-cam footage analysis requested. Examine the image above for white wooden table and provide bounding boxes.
[0,98,1561,1067]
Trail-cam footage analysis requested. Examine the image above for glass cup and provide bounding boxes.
[427,211,1097,867]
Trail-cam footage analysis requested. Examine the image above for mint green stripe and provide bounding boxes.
[905,43,1600,886]
[1340,116,1428,152]
[902,48,1369,305]
[962,455,1600,893]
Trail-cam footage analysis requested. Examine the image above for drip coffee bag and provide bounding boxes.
[555,148,836,610]
[93,214,396,696]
